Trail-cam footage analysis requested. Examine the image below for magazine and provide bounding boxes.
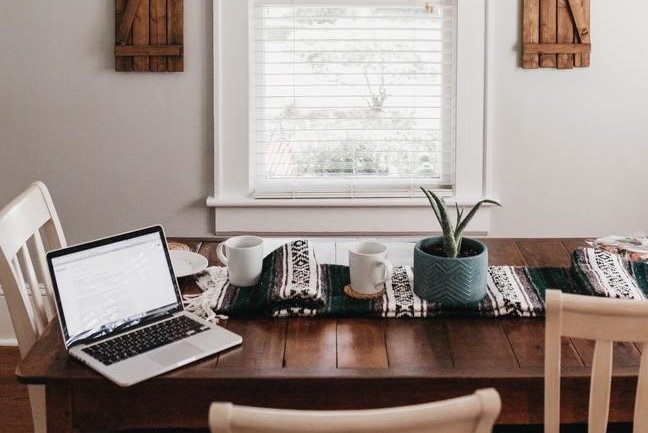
[587,234,648,262]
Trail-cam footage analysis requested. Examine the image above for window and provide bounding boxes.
[210,0,489,235]
[252,0,456,198]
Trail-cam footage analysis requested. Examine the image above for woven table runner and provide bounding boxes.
[183,240,648,321]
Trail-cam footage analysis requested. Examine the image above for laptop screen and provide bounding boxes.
[48,226,182,347]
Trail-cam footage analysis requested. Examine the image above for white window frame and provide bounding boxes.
[208,0,495,236]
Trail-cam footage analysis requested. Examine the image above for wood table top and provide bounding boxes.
[15,238,642,428]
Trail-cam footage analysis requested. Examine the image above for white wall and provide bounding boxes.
[488,1,648,237]
[1,0,647,243]
[0,0,214,244]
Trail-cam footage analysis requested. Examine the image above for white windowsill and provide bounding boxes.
[206,196,500,208]
[206,195,500,236]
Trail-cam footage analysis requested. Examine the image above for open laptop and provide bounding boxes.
[46,225,242,387]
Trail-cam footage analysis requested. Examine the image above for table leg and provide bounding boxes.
[46,384,75,433]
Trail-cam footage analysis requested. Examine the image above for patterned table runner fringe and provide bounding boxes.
[183,242,648,321]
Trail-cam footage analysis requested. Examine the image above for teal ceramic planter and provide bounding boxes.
[413,237,488,305]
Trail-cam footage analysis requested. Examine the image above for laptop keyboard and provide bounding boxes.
[82,315,209,366]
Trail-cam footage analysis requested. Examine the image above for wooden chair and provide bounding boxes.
[544,289,648,433]
[209,388,501,433]
[0,181,66,433]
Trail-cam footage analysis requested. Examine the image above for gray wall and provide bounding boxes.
[2,0,648,244]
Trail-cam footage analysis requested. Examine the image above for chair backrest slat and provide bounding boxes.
[32,229,57,318]
[588,340,612,433]
[634,348,648,432]
[544,290,648,433]
[19,244,47,334]
[6,255,40,357]
[544,289,563,433]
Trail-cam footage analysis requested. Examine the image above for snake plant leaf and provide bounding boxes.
[421,187,500,258]
[421,187,458,257]
[420,187,442,223]
[421,187,454,239]
[455,203,464,227]
[454,199,501,241]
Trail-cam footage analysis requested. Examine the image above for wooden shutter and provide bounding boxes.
[115,0,184,72]
[523,0,590,69]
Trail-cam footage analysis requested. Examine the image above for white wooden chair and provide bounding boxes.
[209,388,501,433]
[0,181,67,433]
[545,289,648,433]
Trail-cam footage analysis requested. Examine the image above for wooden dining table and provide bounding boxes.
[16,238,642,432]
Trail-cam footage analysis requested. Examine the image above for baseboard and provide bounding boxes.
[0,284,51,343]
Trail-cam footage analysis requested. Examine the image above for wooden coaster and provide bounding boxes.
[344,284,385,299]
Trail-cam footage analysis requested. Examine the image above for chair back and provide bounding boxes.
[0,181,66,357]
[209,388,500,433]
[545,289,648,433]
[0,182,66,433]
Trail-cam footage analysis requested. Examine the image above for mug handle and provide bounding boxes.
[374,259,393,287]
[216,243,229,265]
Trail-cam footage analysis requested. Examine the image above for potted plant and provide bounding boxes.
[414,187,501,305]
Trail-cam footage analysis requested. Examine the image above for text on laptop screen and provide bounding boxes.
[51,232,179,344]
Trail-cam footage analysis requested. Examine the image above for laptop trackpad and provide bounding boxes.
[147,342,203,367]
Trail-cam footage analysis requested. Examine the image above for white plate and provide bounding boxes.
[169,250,209,277]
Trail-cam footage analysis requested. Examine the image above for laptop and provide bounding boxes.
[46,225,242,387]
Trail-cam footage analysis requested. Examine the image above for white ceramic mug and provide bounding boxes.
[348,241,394,296]
[216,236,264,287]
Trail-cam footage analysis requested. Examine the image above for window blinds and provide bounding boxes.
[252,0,456,198]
